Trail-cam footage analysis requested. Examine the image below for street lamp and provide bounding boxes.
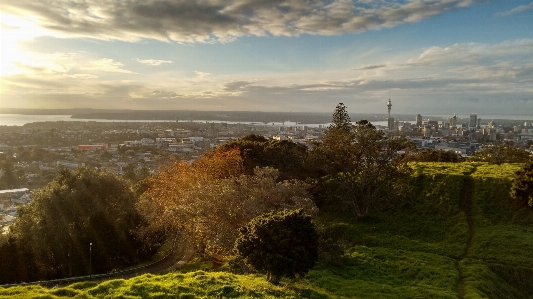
[89,242,92,281]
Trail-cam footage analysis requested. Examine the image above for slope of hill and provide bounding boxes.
[1,162,532,299]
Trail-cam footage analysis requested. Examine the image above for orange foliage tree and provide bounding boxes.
[137,147,317,258]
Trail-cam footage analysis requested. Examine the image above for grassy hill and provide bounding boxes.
[2,162,532,299]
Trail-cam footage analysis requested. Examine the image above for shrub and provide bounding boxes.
[510,160,533,207]
[234,209,319,284]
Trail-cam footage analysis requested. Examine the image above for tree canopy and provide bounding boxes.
[510,160,533,208]
[401,148,464,163]
[214,134,308,180]
[137,148,317,258]
[0,167,148,283]
[310,112,411,217]
[469,145,531,164]
[234,209,319,285]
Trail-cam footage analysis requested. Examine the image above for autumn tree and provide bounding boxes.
[137,148,317,258]
[234,209,319,285]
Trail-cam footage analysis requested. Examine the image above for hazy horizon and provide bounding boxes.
[1,1,532,115]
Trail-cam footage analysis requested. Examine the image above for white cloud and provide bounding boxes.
[80,58,136,74]
[134,59,172,66]
[496,2,533,16]
[66,74,99,79]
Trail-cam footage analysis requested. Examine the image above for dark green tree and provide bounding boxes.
[214,134,308,180]
[234,209,319,285]
[401,149,464,163]
[469,145,531,164]
[330,102,351,131]
[309,105,412,217]
[1,167,150,283]
[0,160,19,189]
[510,160,533,208]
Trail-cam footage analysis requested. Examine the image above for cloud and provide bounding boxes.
[80,58,137,74]
[496,2,533,16]
[405,39,533,67]
[222,81,253,92]
[354,64,387,70]
[148,90,182,98]
[66,74,99,79]
[134,59,172,66]
[1,0,485,43]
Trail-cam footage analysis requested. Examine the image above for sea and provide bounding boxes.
[0,114,531,127]
[0,114,332,128]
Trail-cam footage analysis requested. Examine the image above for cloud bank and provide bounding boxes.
[2,38,531,115]
[2,0,485,42]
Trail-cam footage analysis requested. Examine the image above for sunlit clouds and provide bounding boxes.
[1,1,532,115]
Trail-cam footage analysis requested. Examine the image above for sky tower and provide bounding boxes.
[387,99,392,118]
[387,98,394,130]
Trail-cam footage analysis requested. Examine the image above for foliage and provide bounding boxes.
[0,167,149,283]
[469,145,531,164]
[330,102,351,132]
[510,160,533,208]
[310,114,412,217]
[214,134,308,180]
[3,162,533,298]
[401,148,464,163]
[0,160,19,189]
[138,148,317,258]
[234,209,319,284]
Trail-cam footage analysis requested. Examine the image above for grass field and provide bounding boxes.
[1,162,531,299]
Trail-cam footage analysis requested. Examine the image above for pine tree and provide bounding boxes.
[330,103,351,131]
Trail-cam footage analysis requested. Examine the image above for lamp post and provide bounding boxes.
[89,242,92,281]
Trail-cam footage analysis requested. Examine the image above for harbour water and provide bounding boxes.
[0,113,531,127]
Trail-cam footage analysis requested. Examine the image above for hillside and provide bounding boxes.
[1,162,532,299]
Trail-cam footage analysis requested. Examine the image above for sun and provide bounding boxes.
[0,13,45,76]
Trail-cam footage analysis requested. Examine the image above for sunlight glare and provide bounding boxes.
[0,13,46,76]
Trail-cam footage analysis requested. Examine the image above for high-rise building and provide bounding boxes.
[416,114,422,126]
[449,113,457,128]
[388,117,395,130]
[469,113,477,129]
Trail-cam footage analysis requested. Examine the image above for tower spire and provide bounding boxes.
[387,98,392,118]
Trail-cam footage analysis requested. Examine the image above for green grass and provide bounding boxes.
[2,162,532,299]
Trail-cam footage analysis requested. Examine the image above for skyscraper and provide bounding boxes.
[469,113,477,129]
[416,114,422,126]
[449,113,457,128]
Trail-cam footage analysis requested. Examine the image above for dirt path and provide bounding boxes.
[456,175,475,299]
[119,239,195,279]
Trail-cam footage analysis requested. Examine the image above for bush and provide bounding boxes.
[234,209,319,284]
[510,160,533,208]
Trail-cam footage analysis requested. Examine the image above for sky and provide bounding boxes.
[0,0,532,116]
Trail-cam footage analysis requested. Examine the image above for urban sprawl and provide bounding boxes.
[1,109,532,231]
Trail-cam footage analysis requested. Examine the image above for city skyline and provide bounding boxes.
[1,1,532,115]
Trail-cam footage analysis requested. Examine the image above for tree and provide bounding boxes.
[234,209,319,285]
[214,134,308,180]
[137,148,317,258]
[310,111,411,217]
[0,160,19,189]
[401,149,464,163]
[2,167,149,283]
[330,102,351,131]
[469,145,531,164]
[510,160,533,208]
